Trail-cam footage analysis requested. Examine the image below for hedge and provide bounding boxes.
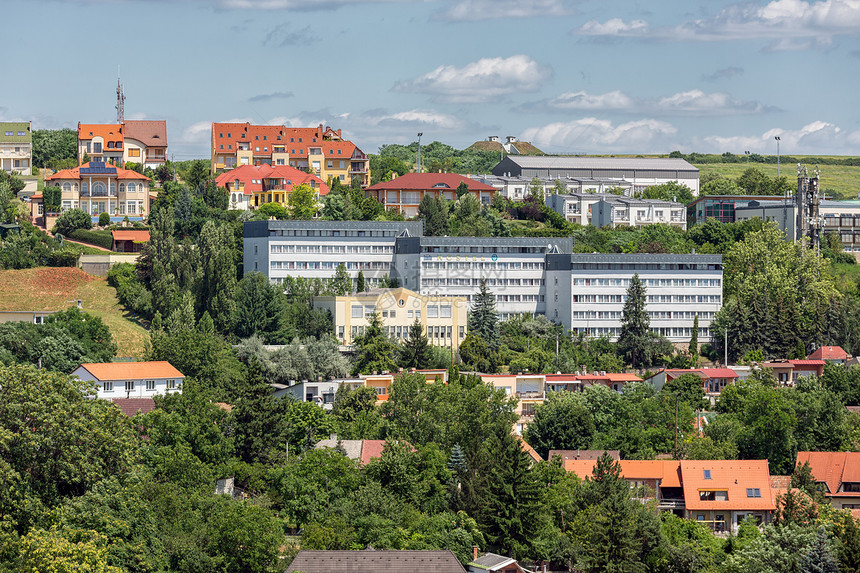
[69,229,113,250]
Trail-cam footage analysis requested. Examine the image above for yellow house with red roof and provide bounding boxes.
[77,120,167,168]
[72,360,184,399]
[210,123,370,186]
[214,163,329,211]
[42,161,151,218]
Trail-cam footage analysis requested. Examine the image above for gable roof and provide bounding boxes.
[214,164,329,196]
[808,346,849,361]
[367,172,496,192]
[680,460,775,511]
[469,552,518,571]
[517,435,543,463]
[796,451,860,495]
[563,459,683,487]
[287,550,466,573]
[314,439,413,466]
[123,120,167,147]
[78,123,123,145]
[46,162,150,182]
[548,449,620,462]
[75,361,184,381]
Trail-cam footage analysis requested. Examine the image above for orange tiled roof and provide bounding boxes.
[517,435,543,463]
[111,398,156,417]
[215,164,329,196]
[681,460,775,511]
[76,361,184,381]
[808,346,849,361]
[368,172,496,192]
[112,230,150,242]
[564,459,682,487]
[78,123,123,144]
[796,451,860,495]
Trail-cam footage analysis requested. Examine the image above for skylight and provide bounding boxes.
[704,470,711,480]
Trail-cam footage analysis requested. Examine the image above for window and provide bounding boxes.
[699,490,728,501]
[704,470,711,480]
[351,305,363,318]
[127,182,136,193]
[375,387,386,395]
[17,131,25,136]
[426,305,438,318]
[166,379,176,390]
[3,131,11,136]
[145,380,156,391]
[103,381,113,392]
[125,380,135,392]
[128,148,140,157]
[746,488,761,498]
[62,182,71,192]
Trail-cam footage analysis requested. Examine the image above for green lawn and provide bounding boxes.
[694,162,860,200]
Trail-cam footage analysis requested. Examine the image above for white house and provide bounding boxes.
[72,361,184,399]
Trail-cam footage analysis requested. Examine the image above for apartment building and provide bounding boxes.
[593,197,687,229]
[312,287,468,351]
[544,192,620,225]
[492,156,699,196]
[473,174,633,201]
[545,253,723,342]
[214,164,329,211]
[365,173,496,217]
[245,221,722,338]
[210,123,370,186]
[77,121,167,168]
[43,161,151,217]
[0,121,32,175]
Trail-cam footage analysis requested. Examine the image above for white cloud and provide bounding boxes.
[520,89,775,116]
[219,0,404,9]
[178,121,212,145]
[520,118,677,152]
[435,0,573,22]
[572,0,860,45]
[393,55,552,103]
[697,121,860,154]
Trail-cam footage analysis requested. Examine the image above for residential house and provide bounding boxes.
[468,552,529,573]
[808,345,850,364]
[270,377,347,408]
[110,398,156,417]
[122,120,167,168]
[517,435,543,463]
[365,173,497,218]
[482,373,546,435]
[592,197,687,229]
[758,360,825,385]
[544,192,620,225]
[795,451,860,511]
[211,123,370,186]
[72,361,184,399]
[0,121,32,175]
[645,368,738,399]
[312,287,468,352]
[111,229,149,253]
[564,459,775,532]
[214,163,329,211]
[42,161,151,218]
[0,310,55,324]
[313,437,415,466]
[287,549,466,573]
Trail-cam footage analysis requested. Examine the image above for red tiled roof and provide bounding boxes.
[788,359,826,366]
[123,120,167,148]
[681,460,775,511]
[214,164,329,196]
[606,373,642,382]
[796,451,860,495]
[517,435,543,462]
[45,162,150,182]
[808,346,849,361]
[367,172,496,192]
[564,459,682,487]
[111,398,156,417]
[112,230,150,242]
[76,361,184,381]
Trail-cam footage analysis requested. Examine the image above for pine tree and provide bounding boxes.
[618,273,650,367]
[689,314,699,357]
[233,359,287,464]
[356,269,366,293]
[399,318,430,369]
[800,526,839,573]
[468,279,499,346]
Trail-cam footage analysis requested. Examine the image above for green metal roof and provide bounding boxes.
[0,122,32,144]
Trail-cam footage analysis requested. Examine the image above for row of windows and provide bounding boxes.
[103,379,178,392]
[60,182,142,193]
[572,263,721,271]
[268,229,399,237]
[572,327,711,338]
[3,131,27,136]
[648,295,721,303]
[425,246,548,254]
[422,278,545,288]
[572,278,720,287]
[270,244,393,254]
[270,261,390,271]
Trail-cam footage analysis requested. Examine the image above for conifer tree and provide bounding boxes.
[800,526,839,573]
[233,358,287,464]
[356,269,366,293]
[468,279,499,346]
[618,273,650,367]
[352,311,397,375]
[399,318,430,369]
[689,314,699,364]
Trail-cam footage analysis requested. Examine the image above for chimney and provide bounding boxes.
[473,546,478,560]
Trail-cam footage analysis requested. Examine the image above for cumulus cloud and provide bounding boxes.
[178,121,213,145]
[702,67,744,81]
[697,121,860,154]
[519,89,775,116]
[393,55,552,103]
[248,91,294,102]
[434,0,573,22]
[571,0,860,46]
[263,24,316,47]
[520,118,678,152]
[219,0,404,10]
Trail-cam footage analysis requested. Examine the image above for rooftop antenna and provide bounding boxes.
[116,67,125,124]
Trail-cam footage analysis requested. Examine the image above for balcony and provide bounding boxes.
[657,498,686,509]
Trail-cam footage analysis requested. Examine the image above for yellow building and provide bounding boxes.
[312,287,468,352]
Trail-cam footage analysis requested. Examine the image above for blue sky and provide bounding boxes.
[3,0,859,160]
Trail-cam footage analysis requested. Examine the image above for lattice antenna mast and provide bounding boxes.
[115,68,125,124]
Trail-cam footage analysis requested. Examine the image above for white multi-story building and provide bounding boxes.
[0,122,32,175]
[545,192,622,225]
[72,361,184,400]
[593,197,687,229]
[473,174,633,202]
[545,253,723,342]
[243,220,422,288]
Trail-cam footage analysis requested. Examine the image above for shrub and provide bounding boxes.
[98,212,110,227]
[53,208,91,236]
[68,228,113,250]
[45,249,80,267]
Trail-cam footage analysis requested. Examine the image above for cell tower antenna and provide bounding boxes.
[116,67,125,124]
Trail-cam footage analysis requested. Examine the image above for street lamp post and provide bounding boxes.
[775,136,781,177]
[744,150,750,169]
[416,132,423,173]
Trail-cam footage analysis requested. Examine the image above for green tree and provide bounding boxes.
[399,318,431,369]
[42,185,62,213]
[231,358,287,463]
[352,311,398,375]
[288,183,319,219]
[662,373,707,411]
[468,278,499,346]
[524,391,596,459]
[641,181,694,204]
[330,263,352,296]
[801,526,839,573]
[791,460,826,504]
[19,527,123,573]
[689,314,699,360]
[356,269,366,293]
[418,195,450,236]
[195,220,237,334]
[46,306,117,362]
[233,272,285,342]
[617,273,651,367]
[53,208,92,236]
[32,128,78,168]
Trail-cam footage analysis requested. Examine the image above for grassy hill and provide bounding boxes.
[694,162,860,200]
[0,267,148,358]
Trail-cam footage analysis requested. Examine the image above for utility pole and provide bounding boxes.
[116,68,125,124]
[775,136,781,177]
[416,132,423,173]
